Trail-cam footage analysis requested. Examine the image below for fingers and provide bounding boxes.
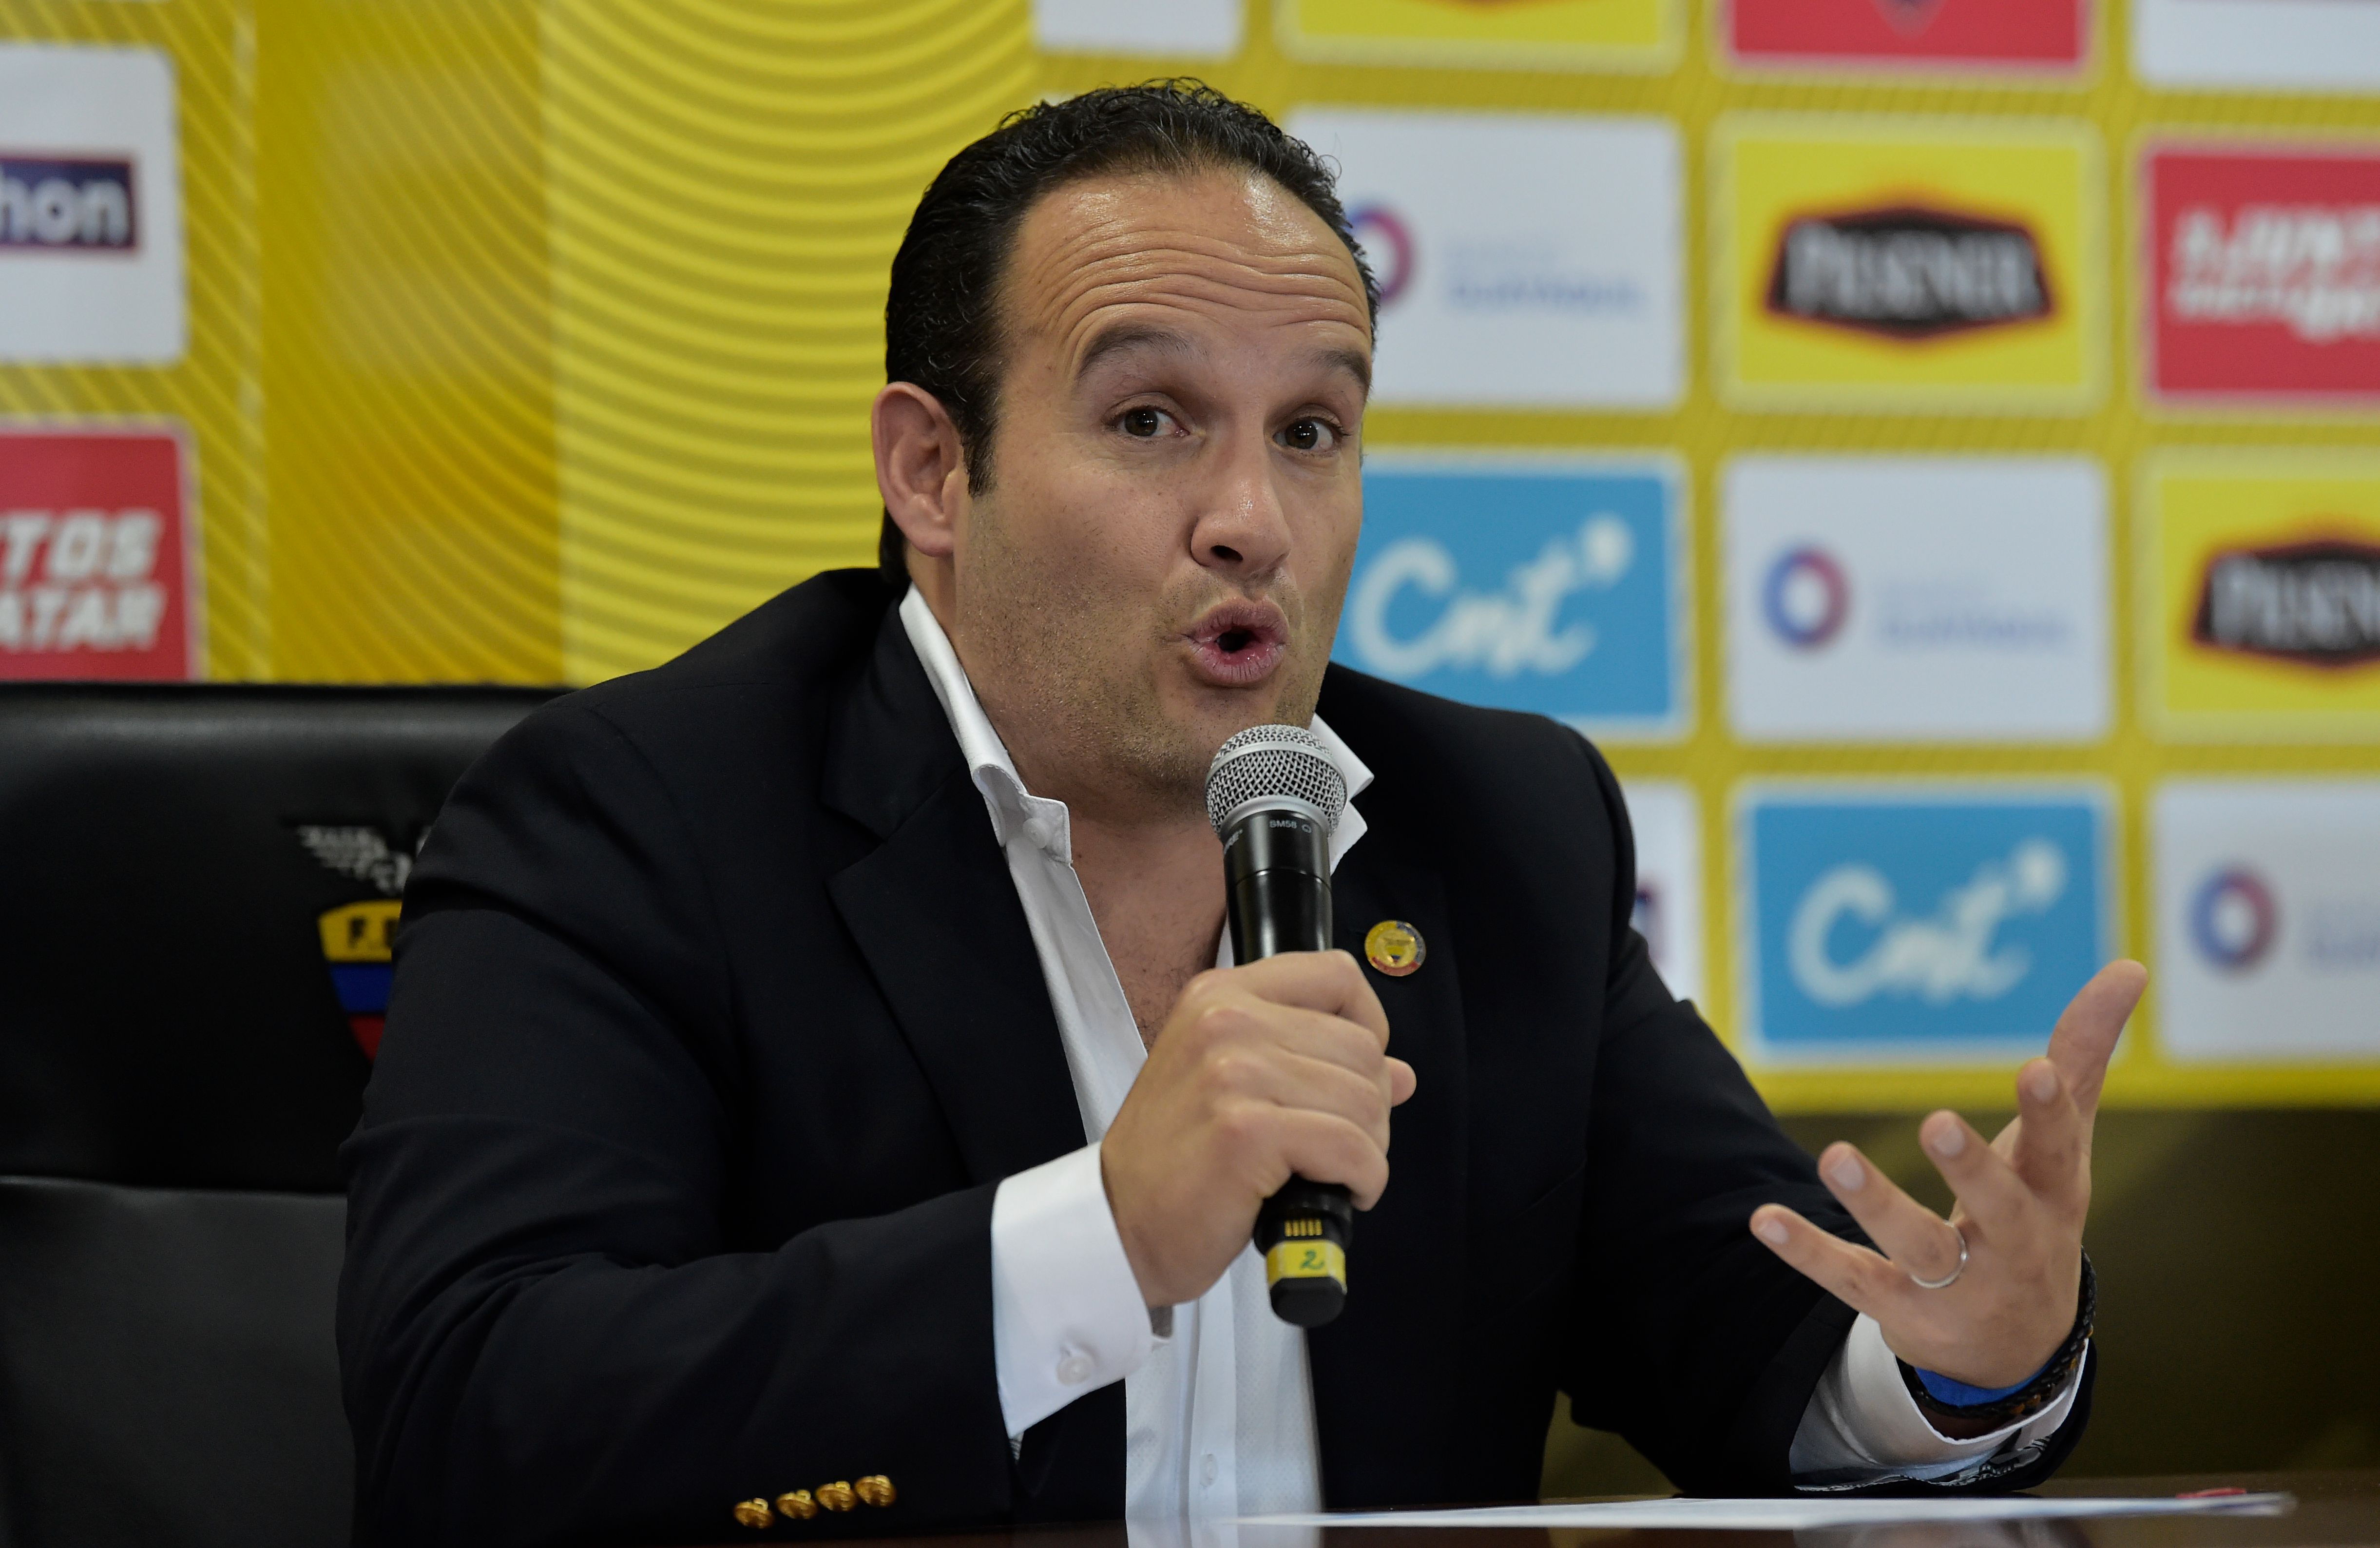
[1918,1110,2033,1234]
[1815,1143,1965,1284]
[1185,997,1389,1082]
[2008,1057,2086,1209]
[1748,1204,1909,1320]
[2045,959,2146,1121]
[1220,950,1390,1047]
[1268,1106,1392,1209]
[1206,1043,1396,1147]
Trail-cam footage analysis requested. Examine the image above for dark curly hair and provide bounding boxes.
[877,80,1379,585]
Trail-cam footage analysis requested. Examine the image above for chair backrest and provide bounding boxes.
[0,684,553,1548]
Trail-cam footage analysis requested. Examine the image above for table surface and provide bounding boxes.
[735,1472,2380,1548]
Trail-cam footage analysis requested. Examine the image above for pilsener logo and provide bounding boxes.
[2191,539,2380,668]
[0,155,136,252]
[1767,205,2051,339]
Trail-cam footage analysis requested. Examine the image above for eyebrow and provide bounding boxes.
[1074,324,1373,395]
[1075,323,1199,380]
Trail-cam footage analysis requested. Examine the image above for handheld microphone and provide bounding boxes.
[1205,724,1355,1329]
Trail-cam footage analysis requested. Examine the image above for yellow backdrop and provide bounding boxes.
[3,0,2377,1110]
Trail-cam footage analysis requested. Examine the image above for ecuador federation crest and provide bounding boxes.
[292,823,418,1058]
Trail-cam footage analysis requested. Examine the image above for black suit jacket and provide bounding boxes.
[339,570,2090,1547]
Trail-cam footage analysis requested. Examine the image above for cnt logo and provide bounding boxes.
[1790,836,2068,1009]
[1762,545,1850,650]
[1767,204,2053,340]
[0,155,137,252]
[2189,866,2278,973]
[2192,538,2380,669]
[1347,204,1415,307]
[1345,512,1634,680]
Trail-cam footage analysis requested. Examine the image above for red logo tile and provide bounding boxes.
[1726,0,2087,69]
[2146,144,2380,406]
[0,426,197,679]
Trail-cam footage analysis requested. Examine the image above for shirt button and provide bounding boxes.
[1022,816,1054,849]
[1201,1453,1218,1488]
[1056,1353,1094,1385]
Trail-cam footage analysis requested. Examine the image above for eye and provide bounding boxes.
[1119,406,1168,438]
[1279,417,1340,453]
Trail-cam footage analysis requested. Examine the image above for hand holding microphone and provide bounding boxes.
[1098,726,1415,1326]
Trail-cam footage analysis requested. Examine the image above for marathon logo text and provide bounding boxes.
[0,156,137,252]
[2193,540,2380,668]
[2167,202,2380,348]
[0,509,169,653]
[1767,206,2052,339]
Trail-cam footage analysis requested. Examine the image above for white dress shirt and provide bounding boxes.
[896,588,2080,1516]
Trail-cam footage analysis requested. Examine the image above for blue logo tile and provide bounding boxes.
[1741,788,2111,1061]
[1333,460,1684,736]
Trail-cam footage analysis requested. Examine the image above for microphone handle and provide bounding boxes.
[1223,807,1353,1329]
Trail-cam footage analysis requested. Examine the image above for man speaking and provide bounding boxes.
[339,82,2137,1545]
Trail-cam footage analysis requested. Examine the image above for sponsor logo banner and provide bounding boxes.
[2145,143,2380,406]
[1714,116,2102,410]
[1279,0,1678,70]
[1333,457,1685,737]
[1031,0,1242,57]
[0,424,198,680]
[1725,0,2088,73]
[1738,785,2111,1065]
[1287,110,1683,409]
[2133,0,2380,93]
[1725,457,2109,741]
[2143,459,2380,738]
[0,155,137,251]
[0,45,181,364]
[1622,780,1704,1005]
[2155,782,2380,1063]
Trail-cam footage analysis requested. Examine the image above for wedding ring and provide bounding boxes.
[1907,1225,1969,1290]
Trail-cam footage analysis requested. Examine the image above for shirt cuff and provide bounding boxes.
[1789,1314,2086,1481]
[990,1142,1165,1440]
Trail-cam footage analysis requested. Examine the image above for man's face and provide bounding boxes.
[945,168,1372,819]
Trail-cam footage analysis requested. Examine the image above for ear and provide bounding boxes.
[872,383,968,561]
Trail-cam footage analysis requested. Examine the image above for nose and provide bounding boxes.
[1190,429,1292,582]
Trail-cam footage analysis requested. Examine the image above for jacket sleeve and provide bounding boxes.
[338,701,1015,1547]
[1552,741,2090,1496]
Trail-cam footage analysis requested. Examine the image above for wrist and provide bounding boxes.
[1901,1250,2095,1434]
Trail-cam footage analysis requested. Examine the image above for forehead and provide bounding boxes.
[999,167,1372,363]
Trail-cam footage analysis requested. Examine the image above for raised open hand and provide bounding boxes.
[1749,959,2147,1392]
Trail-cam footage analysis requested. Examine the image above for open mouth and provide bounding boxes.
[1187,601,1289,688]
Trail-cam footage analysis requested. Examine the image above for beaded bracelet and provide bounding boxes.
[1897,1250,2095,1431]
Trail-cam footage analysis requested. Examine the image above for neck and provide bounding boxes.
[914,571,1233,1040]
[1062,800,1228,1046]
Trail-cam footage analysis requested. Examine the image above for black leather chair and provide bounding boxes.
[0,684,554,1548]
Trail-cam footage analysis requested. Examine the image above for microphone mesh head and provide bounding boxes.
[1204,724,1347,839]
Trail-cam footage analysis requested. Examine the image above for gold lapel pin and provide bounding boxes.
[1364,919,1425,977]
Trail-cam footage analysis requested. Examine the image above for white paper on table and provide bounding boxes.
[1237,1492,2293,1530]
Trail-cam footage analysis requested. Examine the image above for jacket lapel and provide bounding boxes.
[822,608,1086,1184]
[1308,825,1470,1509]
